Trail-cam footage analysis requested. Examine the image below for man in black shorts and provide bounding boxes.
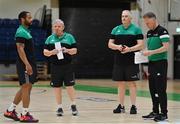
[142,12,169,122]
[4,11,38,123]
[43,19,78,116]
[108,10,144,114]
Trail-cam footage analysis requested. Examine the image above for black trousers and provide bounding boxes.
[148,60,168,114]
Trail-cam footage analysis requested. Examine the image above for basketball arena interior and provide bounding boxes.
[0,0,180,123]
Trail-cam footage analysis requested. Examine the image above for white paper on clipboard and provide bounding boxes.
[134,51,148,64]
[55,42,64,60]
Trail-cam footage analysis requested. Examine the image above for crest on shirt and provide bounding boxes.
[164,30,167,33]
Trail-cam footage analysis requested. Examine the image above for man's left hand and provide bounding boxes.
[121,45,131,54]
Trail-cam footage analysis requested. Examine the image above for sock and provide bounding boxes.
[22,108,29,115]
[71,101,76,106]
[8,103,17,111]
[58,104,62,109]
[119,104,124,106]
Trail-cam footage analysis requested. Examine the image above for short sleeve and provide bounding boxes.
[110,27,117,39]
[159,28,170,42]
[44,36,51,50]
[16,37,26,43]
[136,27,144,40]
[69,34,76,44]
[68,34,77,48]
[44,36,51,45]
[15,30,32,39]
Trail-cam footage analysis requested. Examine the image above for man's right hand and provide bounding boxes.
[25,64,33,75]
[117,45,124,52]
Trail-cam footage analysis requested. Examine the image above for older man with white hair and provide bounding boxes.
[43,19,78,116]
[108,10,144,114]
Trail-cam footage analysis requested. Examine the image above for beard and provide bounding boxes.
[24,20,32,27]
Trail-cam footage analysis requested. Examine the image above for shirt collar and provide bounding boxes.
[20,25,30,32]
[122,23,132,30]
[53,32,66,39]
[151,25,160,32]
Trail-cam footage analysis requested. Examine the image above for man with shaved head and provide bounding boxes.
[43,19,78,116]
[108,10,144,114]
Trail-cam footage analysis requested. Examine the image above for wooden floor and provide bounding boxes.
[0,79,180,124]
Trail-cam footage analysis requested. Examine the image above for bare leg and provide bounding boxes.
[66,86,76,103]
[118,81,126,106]
[128,81,136,105]
[21,83,32,108]
[13,88,22,105]
[54,87,62,105]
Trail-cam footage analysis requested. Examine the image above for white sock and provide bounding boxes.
[71,101,76,106]
[8,103,17,111]
[22,108,29,115]
[58,104,62,109]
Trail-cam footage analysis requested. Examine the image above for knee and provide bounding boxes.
[128,82,136,88]
[66,86,74,90]
[21,83,32,90]
[117,82,125,87]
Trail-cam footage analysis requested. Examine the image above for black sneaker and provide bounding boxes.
[130,105,137,114]
[56,108,63,116]
[113,104,125,113]
[154,113,168,122]
[71,105,78,116]
[142,112,158,119]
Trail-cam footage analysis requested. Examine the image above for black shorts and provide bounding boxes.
[50,63,75,87]
[16,60,37,85]
[112,64,139,81]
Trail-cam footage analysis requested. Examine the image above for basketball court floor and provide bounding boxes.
[0,79,180,124]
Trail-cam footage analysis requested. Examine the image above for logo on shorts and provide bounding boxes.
[131,75,138,79]
[70,80,75,84]
[50,82,54,86]
[157,73,161,76]
[155,93,159,97]
[117,30,121,33]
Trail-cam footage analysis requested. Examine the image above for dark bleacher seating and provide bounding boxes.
[31,19,40,28]
[11,19,20,28]
[0,18,47,64]
[0,18,3,26]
